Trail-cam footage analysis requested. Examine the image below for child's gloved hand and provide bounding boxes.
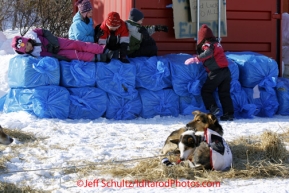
[184,57,199,65]
[94,24,104,43]
[155,25,169,32]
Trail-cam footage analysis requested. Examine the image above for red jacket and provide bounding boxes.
[197,41,228,72]
[98,20,129,49]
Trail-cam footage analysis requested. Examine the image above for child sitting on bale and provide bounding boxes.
[11,28,112,62]
[125,8,169,58]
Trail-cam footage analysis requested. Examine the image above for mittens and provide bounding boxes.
[155,25,169,32]
[94,24,104,43]
[46,44,59,54]
[184,57,199,65]
[119,43,129,63]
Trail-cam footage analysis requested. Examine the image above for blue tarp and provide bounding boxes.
[276,78,289,115]
[60,60,96,87]
[8,55,60,88]
[129,56,171,91]
[0,94,6,111]
[138,88,179,118]
[4,52,286,120]
[213,80,257,118]
[68,87,107,119]
[243,86,279,117]
[3,88,34,114]
[231,90,257,119]
[227,57,239,80]
[179,95,207,115]
[226,52,279,93]
[106,93,142,120]
[230,81,257,118]
[3,86,70,119]
[166,53,207,97]
[32,86,70,119]
[96,59,138,100]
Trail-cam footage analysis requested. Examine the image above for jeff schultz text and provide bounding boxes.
[77,179,221,188]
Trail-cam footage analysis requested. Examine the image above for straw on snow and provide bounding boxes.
[100,131,289,181]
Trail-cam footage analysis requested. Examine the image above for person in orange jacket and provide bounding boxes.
[96,12,130,63]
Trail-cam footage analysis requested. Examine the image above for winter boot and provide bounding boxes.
[209,105,220,115]
[220,112,234,121]
[96,50,114,63]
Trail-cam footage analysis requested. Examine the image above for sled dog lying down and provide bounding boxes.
[162,111,232,171]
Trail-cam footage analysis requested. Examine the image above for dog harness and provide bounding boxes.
[204,128,232,171]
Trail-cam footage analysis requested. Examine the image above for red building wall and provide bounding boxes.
[73,0,283,75]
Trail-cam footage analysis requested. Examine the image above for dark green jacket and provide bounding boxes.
[125,20,156,54]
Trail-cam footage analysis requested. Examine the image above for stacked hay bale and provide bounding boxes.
[166,54,207,115]
[226,51,280,117]
[3,55,70,119]
[1,51,288,120]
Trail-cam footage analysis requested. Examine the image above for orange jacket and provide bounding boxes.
[98,20,129,49]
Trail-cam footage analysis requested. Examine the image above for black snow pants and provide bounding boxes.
[201,67,234,114]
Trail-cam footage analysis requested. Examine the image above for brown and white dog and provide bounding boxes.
[169,130,203,162]
[186,110,224,136]
[0,125,14,145]
[162,111,232,171]
[161,110,223,155]
[161,127,187,155]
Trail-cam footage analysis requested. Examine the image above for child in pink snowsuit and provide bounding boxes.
[11,28,112,62]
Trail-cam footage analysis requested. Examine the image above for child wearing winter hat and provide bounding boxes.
[185,24,234,121]
[12,28,112,62]
[96,12,130,63]
[125,8,169,58]
[69,0,95,43]
[77,0,92,16]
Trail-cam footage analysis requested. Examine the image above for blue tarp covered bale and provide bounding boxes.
[96,59,138,100]
[68,87,107,119]
[138,88,179,118]
[0,94,7,111]
[231,90,257,119]
[227,58,239,80]
[3,86,70,119]
[129,56,171,91]
[243,86,279,117]
[3,88,34,114]
[106,93,142,120]
[8,55,60,88]
[276,78,289,115]
[226,52,278,90]
[230,81,257,118]
[213,80,257,118]
[166,54,207,97]
[179,95,206,115]
[32,86,70,119]
[60,60,96,87]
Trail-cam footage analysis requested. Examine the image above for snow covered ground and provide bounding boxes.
[0,30,289,193]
